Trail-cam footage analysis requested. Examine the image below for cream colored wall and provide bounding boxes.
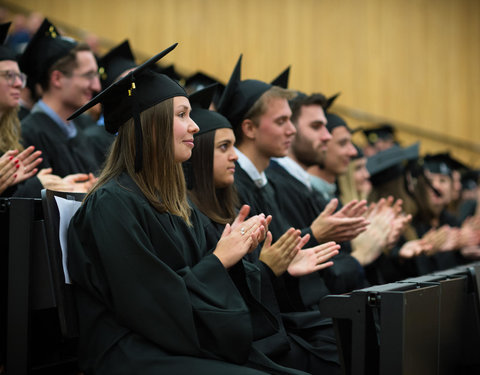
[5,0,480,165]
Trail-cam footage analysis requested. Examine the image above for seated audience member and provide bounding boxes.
[266,94,370,293]
[407,154,480,273]
[84,39,138,164]
[67,44,312,375]
[0,22,93,196]
[188,85,341,374]
[361,123,397,157]
[18,19,101,181]
[336,144,412,284]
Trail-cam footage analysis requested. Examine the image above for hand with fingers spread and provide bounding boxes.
[398,239,432,258]
[259,228,302,276]
[459,216,480,248]
[421,226,460,256]
[287,241,340,277]
[0,151,20,193]
[351,197,406,265]
[310,198,370,243]
[63,172,98,193]
[14,146,43,183]
[213,212,266,268]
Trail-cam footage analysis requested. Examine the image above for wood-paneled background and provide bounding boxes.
[3,0,480,165]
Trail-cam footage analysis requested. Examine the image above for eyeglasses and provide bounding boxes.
[0,70,27,88]
[70,71,101,82]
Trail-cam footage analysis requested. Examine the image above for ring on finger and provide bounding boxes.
[240,227,246,236]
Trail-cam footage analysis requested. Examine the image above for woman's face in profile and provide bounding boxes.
[213,128,237,188]
[172,96,199,162]
[353,157,372,196]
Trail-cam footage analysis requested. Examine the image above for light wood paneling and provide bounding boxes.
[4,0,480,164]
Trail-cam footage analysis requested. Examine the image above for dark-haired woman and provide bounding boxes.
[64,46,311,375]
[187,95,342,375]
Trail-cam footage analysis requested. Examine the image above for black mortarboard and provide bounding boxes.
[155,64,184,84]
[185,71,221,92]
[461,169,480,190]
[363,124,395,145]
[0,22,16,61]
[324,92,341,111]
[271,66,290,88]
[68,43,186,172]
[0,22,9,44]
[98,40,136,90]
[352,143,364,160]
[19,18,77,90]
[421,153,455,176]
[184,71,226,107]
[190,83,232,136]
[326,112,351,133]
[367,143,420,186]
[217,55,290,129]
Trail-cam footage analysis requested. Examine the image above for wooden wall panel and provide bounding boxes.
[4,0,480,164]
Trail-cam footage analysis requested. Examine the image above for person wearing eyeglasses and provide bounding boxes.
[0,22,98,197]
[18,19,101,186]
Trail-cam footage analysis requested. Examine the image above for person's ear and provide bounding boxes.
[50,70,64,89]
[241,119,257,140]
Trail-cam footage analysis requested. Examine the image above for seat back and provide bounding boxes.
[41,189,85,338]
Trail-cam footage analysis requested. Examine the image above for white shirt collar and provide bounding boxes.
[272,156,312,190]
[235,147,268,188]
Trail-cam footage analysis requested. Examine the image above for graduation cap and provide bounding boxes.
[68,43,186,172]
[352,143,364,160]
[153,64,185,85]
[461,169,480,191]
[324,92,341,111]
[98,40,136,90]
[0,22,16,61]
[185,71,221,91]
[367,143,420,186]
[190,83,232,136]
[421,153,456,176]
[326,112,351,133]
[18,18,77,90]
[183,84,233,189]
[363,124,395,145]
[217,55,290,129]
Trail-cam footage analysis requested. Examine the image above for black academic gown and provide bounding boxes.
[67,174,308,375]
[266,160,368,295]
[21,112,102,177]
[233,165,341,374]
[195,207,340,374]
[83,124,115,167]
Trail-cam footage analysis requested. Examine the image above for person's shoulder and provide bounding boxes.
[21,111,53,133]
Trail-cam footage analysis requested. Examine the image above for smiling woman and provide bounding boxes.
[64,45,292,375]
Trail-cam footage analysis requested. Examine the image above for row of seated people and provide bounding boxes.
[1,15,480,375]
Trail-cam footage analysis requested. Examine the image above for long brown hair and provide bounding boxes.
[0,107,23,152]
[88,98,191,224]
[188,130,238,224]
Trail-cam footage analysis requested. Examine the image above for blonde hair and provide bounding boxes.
[0,107,23,152]
[338,160,368,203]
[88,98,191,224]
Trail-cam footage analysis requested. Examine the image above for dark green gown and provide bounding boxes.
[67,173,306,375]
[21,112,102,177]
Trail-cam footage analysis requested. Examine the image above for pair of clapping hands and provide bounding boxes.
[0,146,97,194]
[213,205,340,277]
